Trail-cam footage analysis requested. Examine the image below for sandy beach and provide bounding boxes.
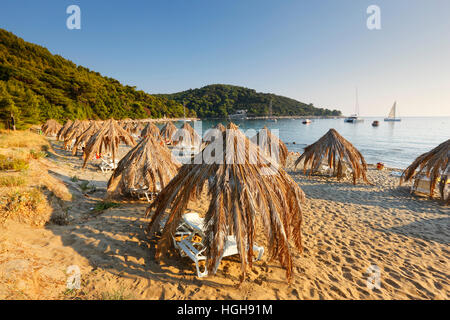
[0,140,448,300]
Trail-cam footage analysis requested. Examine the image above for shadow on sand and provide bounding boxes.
[377,217,450,245]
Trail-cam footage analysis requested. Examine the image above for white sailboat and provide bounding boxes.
[344,88,364,123]
[267,98,277,122]
[384,102,401,122]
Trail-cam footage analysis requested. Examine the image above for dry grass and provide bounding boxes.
[0,130,71,226]
[0,175,27,187]
[0,130,49,150]
[0,187,50,226]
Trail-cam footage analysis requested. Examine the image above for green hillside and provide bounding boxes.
[160,84,341,118]
[0,29,193,129]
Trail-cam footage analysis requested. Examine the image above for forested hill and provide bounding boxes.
[160,84,341,118]
[0,29,193,129]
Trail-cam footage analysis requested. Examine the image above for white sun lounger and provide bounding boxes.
[130,182,161,202]
[99,158,119,173]
[171,212,264,278]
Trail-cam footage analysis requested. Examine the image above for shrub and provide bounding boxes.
[0,187,49,226]
[29,149,47,159]
[93,201,119,212]
[0,175,26,187]
[0,155,29,172]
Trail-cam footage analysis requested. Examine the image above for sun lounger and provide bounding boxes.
[170,212,264,278]
[411,175,433,195]
[411,174,444,196]
[318,163,352,177]
[99,158,119,173]
[129,182,161,202]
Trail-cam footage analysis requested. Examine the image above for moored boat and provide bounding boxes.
[384,102,401,122]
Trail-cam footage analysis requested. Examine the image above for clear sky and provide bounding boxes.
[1,0,450,116]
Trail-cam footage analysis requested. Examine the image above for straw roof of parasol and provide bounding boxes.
[71,121,102,155]
[134,121,146,133]
[123,121,138,134]
[251,126,288,166]
[107,135,181,198]
[63,120,90,149]
[401,139,449,200]
[141,122,161,139]
[294,128,370,184]
[172,121,201,147]
[146,122,305,281]
[41,119,62,136]
[202,123,226,144]
[57,119,73,140]
[82,119,136,167]
[160,121,178,143]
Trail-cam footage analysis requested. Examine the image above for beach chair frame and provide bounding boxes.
[169,212,264,278]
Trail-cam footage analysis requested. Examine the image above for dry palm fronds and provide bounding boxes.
[41,119,62,136]
[134,121,146,134]
[63,120,90,150]
[294,128,370,184]
[82,119,136,167]
[160,121,178,144]
[123,121,138,134]
[56,120,73,140]
[202,123,226,145]
[146,122,305,281]
[172,122,201,147]
[251,126,288,166]
[141,122,161,139]
[401,139,449,200]
[71,121,102,155]
[107,135,180,198]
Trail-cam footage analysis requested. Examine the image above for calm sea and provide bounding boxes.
[164,117,450,169]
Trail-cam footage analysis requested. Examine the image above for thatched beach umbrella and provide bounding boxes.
[107,135,181,198]
[401,139,449,201]
[63,120,90,150]
[172,122,201,147]
[57,119,73,140]
[202,123,226,144]
[251,126,288,166]
[141,122,161,139]
[134,121,146,133]
[123,121,138,134]
[146,123,305,281]
[294,128,370,184]
[82,119,136,168]
[41,119,62,136]
[160,121,178,144]
[71,121,102,155]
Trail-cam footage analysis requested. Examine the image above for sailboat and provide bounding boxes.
[267,98,277,122]
[384,102,401,122]
[344,88,364,123]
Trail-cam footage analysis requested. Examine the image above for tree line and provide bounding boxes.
[160,84,342,118]
[0,28,195,129]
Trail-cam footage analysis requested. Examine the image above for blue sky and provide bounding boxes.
[1,0,450,116]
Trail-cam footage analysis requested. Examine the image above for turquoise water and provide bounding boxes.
[161,117,450,169]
